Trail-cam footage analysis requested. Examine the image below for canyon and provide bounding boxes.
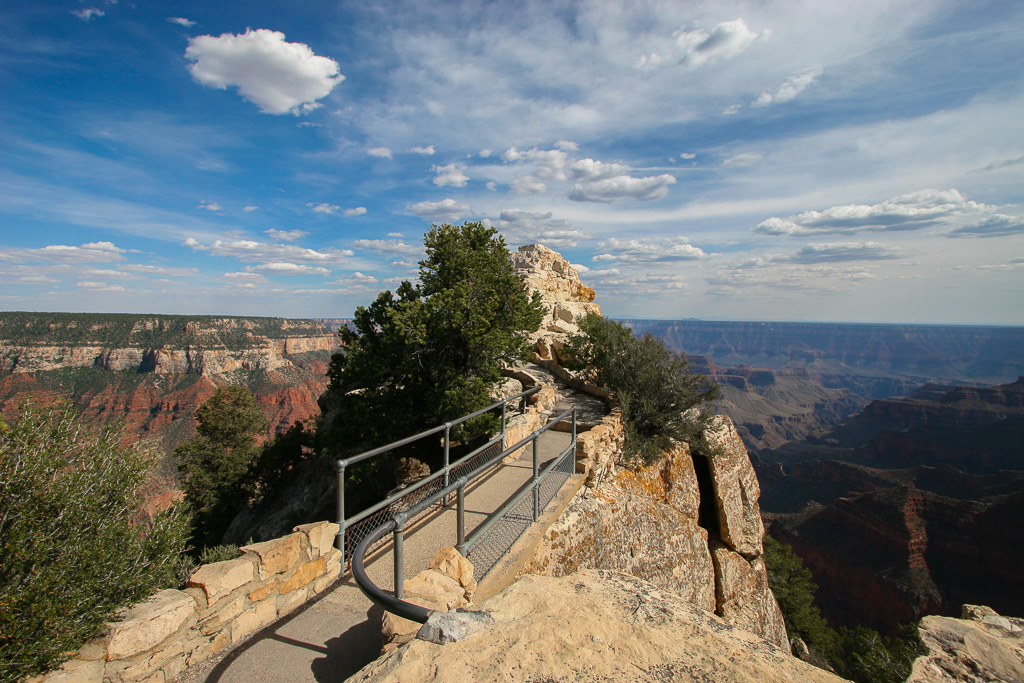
[0,312,338,491]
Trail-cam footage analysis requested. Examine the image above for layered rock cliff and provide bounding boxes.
[0,313,337,491]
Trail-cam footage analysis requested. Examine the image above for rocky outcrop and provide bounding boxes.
[29,522,342,683]
[350,570,846,683]
[526,418,788,650]
[909,604,1024,683]
[510,243,601,361]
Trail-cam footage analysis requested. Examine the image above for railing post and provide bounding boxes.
[442,423,452,504]
[456,478,467,557]
[336,459,346,568]
[393,512,407,599]
[572,408,577,446]
[501,400,507,449]
[532,437,540,522]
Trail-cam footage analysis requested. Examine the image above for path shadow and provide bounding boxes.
[310,604,383,682]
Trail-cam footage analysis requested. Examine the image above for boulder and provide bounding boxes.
[703,416,765,559]
[909,605,1024,682]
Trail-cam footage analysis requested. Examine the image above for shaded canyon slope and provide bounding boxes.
[757,377,1024,635]
[0,312,338,491]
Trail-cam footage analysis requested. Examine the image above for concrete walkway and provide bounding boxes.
[175,426,578,683]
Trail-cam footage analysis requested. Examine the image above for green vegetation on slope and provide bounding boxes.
[0,311,329,350]
[0,404,190,681]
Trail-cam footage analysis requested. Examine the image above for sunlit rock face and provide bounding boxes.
[350,570,846,683]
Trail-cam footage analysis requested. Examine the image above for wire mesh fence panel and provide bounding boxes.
[449,438,503,482]
[467,492,535,579]
[344,473,449,564]
[538,448,575,511]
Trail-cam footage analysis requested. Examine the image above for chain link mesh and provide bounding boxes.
[344,472,447,563]
[468,445,576,579]
[449,438,503,482]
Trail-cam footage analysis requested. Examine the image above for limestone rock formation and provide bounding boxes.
[510,243,601,360]
[350,570,847,683]
[527,419,789,650]
[909,604,1024,682]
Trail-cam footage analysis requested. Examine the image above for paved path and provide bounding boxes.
[176,427,576,683]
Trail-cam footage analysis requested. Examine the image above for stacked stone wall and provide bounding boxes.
[30,521,341,683]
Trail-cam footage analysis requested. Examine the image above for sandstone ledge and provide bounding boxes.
[350,570,847,683]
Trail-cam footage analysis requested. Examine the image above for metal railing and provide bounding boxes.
[349,406,578,624]
[335,386,540,565]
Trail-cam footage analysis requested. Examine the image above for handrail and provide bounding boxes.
[348,406,577,624]
[335,385,540,562]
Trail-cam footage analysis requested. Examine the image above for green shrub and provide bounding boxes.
[563,312,718,463]
[0,404,190,681]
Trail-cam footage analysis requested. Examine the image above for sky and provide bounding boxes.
[2,1,1023,325]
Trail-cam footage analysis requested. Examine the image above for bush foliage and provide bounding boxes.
[564,312,718,463]
[0,404,190,681]
[176,385,268,549]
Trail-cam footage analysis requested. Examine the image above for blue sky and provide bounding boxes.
[2,1,1023,324]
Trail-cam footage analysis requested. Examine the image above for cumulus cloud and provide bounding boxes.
[344,207,367,217]
[245,262,330,275]
[432,163,470,188]
[637,18,762,70]
[680,153,696,160]
[721,152,763,168]
[1,241,127,264]
[569,159,633,182]
[76,281,124,292]
[308,202,341,214]
[350,238,421,256]
[948,214,1024,238]
[331,271,379,286]
[265,228,308,241]
[243,205,259,212]
[367,147,393,158]
[406,199,472,221]
[121,264,198,277]
[510,176,547,195]
[488,209,588,249]
[223,272,270,283]
[593,237,706,263]
[722,104,741,115]
[753,68,822,107]
[501,147,569,181]
[73,8,105,21]
[198,200,222,211]
[185,29,344,115]
[755,189,992,236]
[410,145,435,155]
[783,241,903,263]
[569,174,676,202]
[182,237,351,264]
[168,17,196,28]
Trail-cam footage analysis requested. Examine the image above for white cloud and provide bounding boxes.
[970,155,1024,174]
[121,264,198,277]
[73,8,104,21]
[308,202,341,214]
[510,176,547,195]
[223,272,270,283]
[387,232,404,238]
[332,271,379,286]
[0,242,127,264]
[168,17,196,28]
[350,238,421,256]
[721,152,763,168]
[948,214,1024,238]
[569,158,633,182]
[785,241,904,263]
[593,237,706,263]
[637,18,762,70]
[344,207,367,217]
[406,199,472,221]
[19,275,59,284]
[569,174,676,203]
[432,163,470,187]
[182,237,351,264]
[243,205,259,212]
[502,147,568,181]
[479,149,492,158]
[245,262,330,275]
[410,145,436,155]
[198,201,222,211]
[368,147,393,158]
[76,281,124,292]
[755,189,992,236]
[485,181,497,191]
[556,140,579,151]
[490,209,589,249]
[680,153,696,160]
[185,29,344,115]
[265,228,308,241]
[722,104,742,116]
[753,68,822,107]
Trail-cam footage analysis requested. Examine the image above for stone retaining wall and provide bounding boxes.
[31,521,341,683]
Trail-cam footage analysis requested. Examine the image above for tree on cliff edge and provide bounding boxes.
[177,385,267,548]
[323,222,545,454]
